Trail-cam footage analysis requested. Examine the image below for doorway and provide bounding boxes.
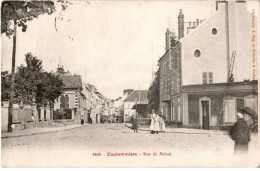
[201,101,210,129]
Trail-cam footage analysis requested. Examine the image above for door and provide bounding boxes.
[201,101,210,129]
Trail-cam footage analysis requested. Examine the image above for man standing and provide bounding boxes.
[132,111,138,133]
[230,110,251,154]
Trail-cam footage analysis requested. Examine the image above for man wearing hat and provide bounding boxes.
[230,108,251,154]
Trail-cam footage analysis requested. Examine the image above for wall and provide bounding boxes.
[232,2,258,82]
[187,91,256,128]
[181,2,228,86]
[182,2,258,87]
[1,102,53,132]
[124,101,136,122]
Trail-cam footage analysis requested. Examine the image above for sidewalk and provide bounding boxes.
[1,124,87,139]
[125,123,229,135]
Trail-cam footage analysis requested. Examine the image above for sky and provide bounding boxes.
[1,0,258,99]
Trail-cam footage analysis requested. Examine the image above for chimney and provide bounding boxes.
[178,9,184,39]
[196,19,199,26]
[57,65,65,74]
[165,28,171,52]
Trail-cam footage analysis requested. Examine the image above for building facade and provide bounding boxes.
[123,90,148,122]
[159,1,258,129]
[54,66,87,123]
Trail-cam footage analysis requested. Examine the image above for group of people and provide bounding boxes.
[150,109,165,134]
[132,107,252,155]
[132,109,165,134]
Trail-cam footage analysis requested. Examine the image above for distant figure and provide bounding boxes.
[132,114,138,133]
[230,111,250,154]
[150,110,160,134]
[159,116,166,132]
[81,115,84,125]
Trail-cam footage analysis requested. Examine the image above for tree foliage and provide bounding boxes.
[1,1,55,36]
[2,53,64,105]
[1,71,11,101]
[147,68,160,113]
[1,0,71,37]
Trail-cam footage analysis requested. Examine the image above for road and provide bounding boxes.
[2,124,259,167]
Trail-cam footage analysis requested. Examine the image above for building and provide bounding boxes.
[85,84,104,124]
[54,66,87,124]
[113,97,124,122]
[123,90,148,122]
[159,1,258,129]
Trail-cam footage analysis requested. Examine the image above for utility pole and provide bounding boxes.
[152,43,154,82]
[135,98,138,117]
[138,83,140,103]
[8,20,17,132]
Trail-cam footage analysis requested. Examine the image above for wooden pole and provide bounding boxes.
[8,20,17,132]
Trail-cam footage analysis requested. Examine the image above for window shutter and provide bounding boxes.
[65,95,69,109]
[202,72,207,84]
[60,95,65,109]
[209,72,213,84]
[224,97,237,123]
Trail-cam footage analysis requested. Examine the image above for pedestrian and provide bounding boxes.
[132,112,138,133]
[150,110,160,134]
[230,110,250,155]
[159,115,166,132]
[81,115,84,125]
[150,110,156,134]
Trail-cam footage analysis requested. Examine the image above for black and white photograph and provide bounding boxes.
[1,0,259,168]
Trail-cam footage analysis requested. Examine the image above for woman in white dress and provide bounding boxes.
[150,110,160,134]
[159,116,165,132]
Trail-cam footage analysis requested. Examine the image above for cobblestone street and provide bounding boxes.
[2,124,259,167]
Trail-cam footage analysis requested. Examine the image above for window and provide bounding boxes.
[194,49,201,57]
[176,73,180,93]
[177,106,181,122]
[224,97,237,123]
[171,105,175,121]
[202,72,214,84]
[212,28,217,35]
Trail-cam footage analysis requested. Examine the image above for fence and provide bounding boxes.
[1,101,53,132]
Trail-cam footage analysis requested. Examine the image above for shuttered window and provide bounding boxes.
[203,72,207,84]
[209,72,213,84]
[224,97,237,123]
[202,72,214,84]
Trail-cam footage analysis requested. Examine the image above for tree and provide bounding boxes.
[147,68,160,113]
[14,53,63,105]
[1,1,69,132]
[15,53,43,104]
[1,71,11,101]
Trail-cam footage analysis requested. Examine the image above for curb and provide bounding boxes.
[125,124,229,135]
[1,124,87,139]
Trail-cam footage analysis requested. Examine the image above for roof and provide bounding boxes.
[124,90,148,102]
[61,75,82,89]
